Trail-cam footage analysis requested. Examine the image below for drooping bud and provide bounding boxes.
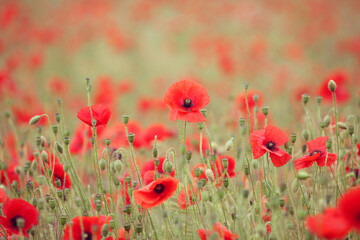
[29,115,42,125]
[328,80,337,93]
[205,169,215,182]
[163,160,173,174]
[337,122,347,130]
[225,138,233,151]
[323,115,331,127]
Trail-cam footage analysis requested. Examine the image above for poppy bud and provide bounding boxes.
[297,170,310,180]
[114,160,122,172]
[113,178,120,186]
[252,159,258,169]
[101,223,109,237]
[315,96,322,104]
[127,133,135,144]
[291,133,296,144]
[105,139,111,146]
[198,122,203,130]
[59,215,67,226]
[200,109,207,118]
[194,168,201,178]
[41,151,48,163]
[205,169,215,182]
[239,118,246,127]
[109,220,115,229]
[56,142,63,154]
[225,138,233,151]
[262,106,269,116]
[122,114,130,125]
[37,199,45,210]
[57,189,63,199]
[292,179,299,193]
[164,160,173,174]
[319,121,326,129]
[348,125,354,135]
[201,178,207,187]
[29,115,42,125]
[11,181,18,191]
[326,139,332,150]
[244,166,250,175]
[223,178,229,188]
[302,94,310,105]
[302,129,309,141]
[328,80,337,92]
[99,159,106,171]
[64,137,70,145]
[323,115,331,127]
[64,129,70,138]
[221,158,229,170]
[152,146,158,158]
[54,113,61,123]
[337,122,347,130]
[49,199,56,209]
[185,151,192,161]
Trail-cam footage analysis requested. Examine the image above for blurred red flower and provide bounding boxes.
[293,136,337,170]
[338,187,360,232]
[63,216,110,240]
[164,79,210,122]
[250,125,291,167]
[0,199,39,237]
[133,176,179,209]
[197,222,239,240]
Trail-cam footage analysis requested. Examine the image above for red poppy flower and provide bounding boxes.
[164,79,210,122]
[140,157,175,185]
[197,222,239,240]
[133,176,179,209]
[293,137,337,170]
[0,199,39,237]
[63,216,110,240]
[0,189,8,203]
[318,71,350,104]
[250,126,292,167]
[338,187,360,232]
[77,104,111,127]
[306,208,351,239]
[49,162,72,190]
[177,183,201,210]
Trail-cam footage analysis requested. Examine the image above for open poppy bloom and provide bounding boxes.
[293,136,337,170]
[63,216,110,240]
[306,208,351,239]
[77,104,111,127]
[164,79,210,122]
[250,125,291,167]
[133,176,179,209]
[0,199,39,237]
[197,222,239,240]
[140,157,175,185]
[338,187,360,232]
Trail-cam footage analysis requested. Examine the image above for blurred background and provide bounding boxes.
[1,0,360,134]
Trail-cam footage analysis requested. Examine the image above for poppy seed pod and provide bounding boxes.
[262,106,269,116]
[126,176,131,184]
[302,94,310,104]
[201,178,207,187]
[59,215,67,226]
[127,133,135,144]
[222,158,229,169]
[316,96,322,104]
[135,223,143,234]
[185,151,192,161]
[124,223,131,232]
[105,139,111,146]
[154,158,160,168]
[55,113,61,123]
[239,118,246,127]
[328,79,337,92]
[291,133,296,144]
[348,125,354,135]
[223,177,229,188]
[122,114,130,125]
[205,169,215,182]
[64,137,70,145]
[244,82,249,90]
[194,168,200,178]
[49,199,56,209]
[56,189,63,199]
[29,115,42,125]
[198,122,203,130]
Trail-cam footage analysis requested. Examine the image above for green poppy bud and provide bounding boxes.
[99,159,106,171]
[29,115,42,125]
[114,160,122,172]
[328,80,336,93]
[297,170,310,180]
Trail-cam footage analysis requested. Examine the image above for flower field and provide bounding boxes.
[1,0,360,239]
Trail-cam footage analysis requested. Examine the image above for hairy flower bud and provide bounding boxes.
[205,169,215,182]
[29,115,42,125]
[328,80,337,93]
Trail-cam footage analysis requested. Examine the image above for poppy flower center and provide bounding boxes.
[266,141,276,151]
[83,232,92,240]
[182,98,193,109]
[10,216,24,228]
[309,150,321,156]
[154,184,165,194]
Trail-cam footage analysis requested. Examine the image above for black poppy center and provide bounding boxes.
[154,184,165,194]
[83,232,92,240]
[266,141,276,151]
[182,98,193,109]
[309,150,321,156]
[10,216,24,228]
